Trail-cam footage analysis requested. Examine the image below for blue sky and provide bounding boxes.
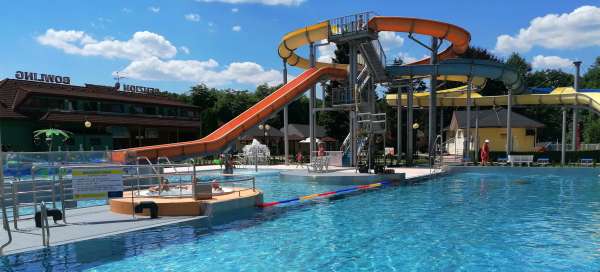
[0,0,598,93]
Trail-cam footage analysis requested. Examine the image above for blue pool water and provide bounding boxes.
[3,168,600,271]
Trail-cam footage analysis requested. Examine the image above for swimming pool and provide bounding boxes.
[3,167,600,271]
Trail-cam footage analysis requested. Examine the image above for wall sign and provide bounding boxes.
[122,84,161,94]
[15,71,71,84]
[72,168,124,200]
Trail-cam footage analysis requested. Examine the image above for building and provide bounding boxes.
[0,75,201,152]
[235,123,339,155]
[446,109,544,154]
[282,123,338,154]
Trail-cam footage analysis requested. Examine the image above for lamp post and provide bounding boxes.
[258,124,271,149]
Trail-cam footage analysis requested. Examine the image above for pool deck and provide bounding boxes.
[0,165,442,256]
[171,164,441,180]
[0,205,205,255]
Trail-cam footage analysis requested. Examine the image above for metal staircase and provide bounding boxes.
[358,40,388,82]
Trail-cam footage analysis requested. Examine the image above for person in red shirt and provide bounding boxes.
[480,139,490,166]
[317,143,326,157]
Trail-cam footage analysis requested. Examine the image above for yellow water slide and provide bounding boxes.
[386,87,600,114]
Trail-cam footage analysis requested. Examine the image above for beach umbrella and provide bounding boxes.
[33,128,73,151]
[299,137,322,143]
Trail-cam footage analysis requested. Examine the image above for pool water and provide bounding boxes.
[4,168,600,271]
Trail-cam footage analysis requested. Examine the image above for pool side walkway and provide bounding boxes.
[0,205,205,255]
[172,164,441,180]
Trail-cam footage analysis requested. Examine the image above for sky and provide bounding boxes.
[0,0,599,93]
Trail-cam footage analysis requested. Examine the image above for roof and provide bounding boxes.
[40,111,201,128]
[449,109,544,129]
[280,123,329,139]
[0,79,196,115]
[240,124,284,139]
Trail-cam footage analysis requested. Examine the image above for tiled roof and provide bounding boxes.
[40,111,201,128]
[1,79,196,111]
[451,109,544,129]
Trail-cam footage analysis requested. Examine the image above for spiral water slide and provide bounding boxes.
[112,16,474,161]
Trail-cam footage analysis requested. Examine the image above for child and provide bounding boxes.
[295,151,303,168]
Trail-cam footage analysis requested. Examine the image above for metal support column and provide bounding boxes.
[561,107,567,165]
[572,60,582,151]
[428,37,439,161]
[349,43,358,166]
[309,42,316,163]
[475,107,480,164]
[397,86,402,162]
[506,89,513,157]
[283,59,289,165]
[407,77,414,165]
[464,77,472,162]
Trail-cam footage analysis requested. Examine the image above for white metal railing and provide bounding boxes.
[0,163,256,230]
[546,143,600,151]
[328,12,375,37]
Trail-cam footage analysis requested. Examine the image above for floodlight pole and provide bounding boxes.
[283,59,289,165]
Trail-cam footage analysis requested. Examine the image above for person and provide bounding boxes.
[480,139,490,166]
[317,143,326,157]
[295,151,303,168]
[211,179,223,193]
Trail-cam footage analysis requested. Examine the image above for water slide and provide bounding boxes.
[386,87,600,114]
[113,15,474,161]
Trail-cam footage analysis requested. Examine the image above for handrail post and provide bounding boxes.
[192,164,197,200]
[12,182,17,229]
[59,166,66,223]
[32,165,37,214]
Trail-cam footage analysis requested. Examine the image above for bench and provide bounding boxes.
[536,157,550,166]
[579,158,593,167]
[508,155,534,167]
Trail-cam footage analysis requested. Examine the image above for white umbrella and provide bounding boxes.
[299,137,322,143]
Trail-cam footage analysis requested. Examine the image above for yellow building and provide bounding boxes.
[445,109,544,154]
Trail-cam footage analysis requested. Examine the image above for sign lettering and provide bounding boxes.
[15,71,71,84]
[122,84,161,94]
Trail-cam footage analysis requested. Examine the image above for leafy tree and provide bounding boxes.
[582,57,600,88]
[583,118,600,143]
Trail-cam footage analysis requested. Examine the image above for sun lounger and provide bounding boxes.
[495,157,508,166]
[536,157,550,166]
[508,155,533,167]
[579,158,593,167]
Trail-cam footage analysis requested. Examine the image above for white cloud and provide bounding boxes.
[378,31,404,52]
[232,25,242,32]
[531,55,573,70]
[317,40,336,63]
[37,29,178,60]
[198,0,304,6]
[179,46,190,54]
[120,58,283,86]
[122,8,132,13]
[394,52,417,64]
[184,13,201,22]
[38,28,283,87]
[495,5,600,54]
[148,6,160,13]
[208,22,215,27]
[231,8,239,12]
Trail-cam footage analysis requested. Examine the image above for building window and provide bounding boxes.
[525,128,535,136]
[82,101,98,111]
[100,102,124,113]
[145,128,159,139]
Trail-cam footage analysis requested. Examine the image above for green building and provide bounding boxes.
[0,76,201,152]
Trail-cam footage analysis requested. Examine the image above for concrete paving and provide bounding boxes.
[0,205,205,255]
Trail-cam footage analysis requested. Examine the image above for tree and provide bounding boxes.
[583,119,600,143]
[456,46,507,96]
[583,57,600,88]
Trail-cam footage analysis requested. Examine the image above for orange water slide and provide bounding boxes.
[113,16,472,161]
[112,67,346,162]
